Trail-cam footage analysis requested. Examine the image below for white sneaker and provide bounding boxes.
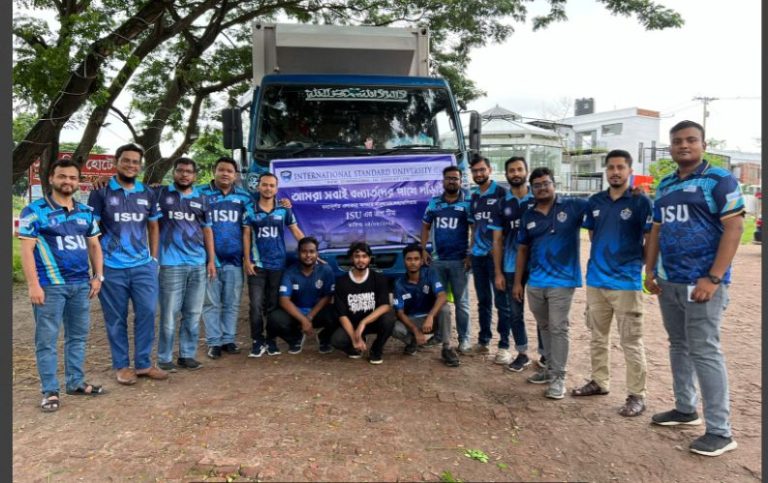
[494,348,512,365]
[458,340,472,354]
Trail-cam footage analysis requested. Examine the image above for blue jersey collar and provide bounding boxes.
[473,180,498,197]
[441,190,466,203]
[168,183,200,199]
[109,176,146,193]
[674,160,709,179]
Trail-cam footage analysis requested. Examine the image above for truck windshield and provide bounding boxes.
[256,85,460,151]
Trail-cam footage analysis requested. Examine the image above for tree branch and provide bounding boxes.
[109,106,139,141]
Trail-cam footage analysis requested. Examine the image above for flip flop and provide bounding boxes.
[41,392,60,412]
[65,383,106,396]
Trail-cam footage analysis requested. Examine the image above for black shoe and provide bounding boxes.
[207,346,222,359]
[537,355,547,368]
[423,335,441,347]
[441,347,460,367]
[346,349,363,359]
[158,361,177,372]
[507,353,531,372]
[222,343,241,354]
[651,409,702,426]
[403,340,418,356]
[318,342,334,354]
[689,433,738,457]
[369,352,383,365]
[177,358,202,370]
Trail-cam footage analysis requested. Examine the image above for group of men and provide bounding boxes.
[20,120,743,457]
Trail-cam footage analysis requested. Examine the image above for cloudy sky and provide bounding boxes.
[465,0,761,151]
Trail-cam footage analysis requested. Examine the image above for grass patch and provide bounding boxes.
[741,215,757,244]
[12,195,27,217]
[13,237,26,284]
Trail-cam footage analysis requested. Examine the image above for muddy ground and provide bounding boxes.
[12,240,762,482]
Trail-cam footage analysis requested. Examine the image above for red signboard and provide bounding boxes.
[28,153,116,202]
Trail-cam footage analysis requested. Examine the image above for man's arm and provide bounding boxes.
[395,309,424,344]
[691,214,743,302]
[86,236,103,299]
[202,226,217,278]
[279,295,315,335]
[288,223,305,241]
[420,222,432,264]
[512,244,529,302]
[147,221,159,260]
[306,295,331,322]
[643,223,661,295]
[20,238,44,305]
[492,230,505,291]
[242,226,256,275]
[422,291,447,334]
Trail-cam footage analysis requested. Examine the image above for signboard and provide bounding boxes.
[28,153,116,203]
[271,154,455,251]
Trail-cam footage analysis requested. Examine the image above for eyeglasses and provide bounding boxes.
[532,181,554,190]
[443,176,461,182]
[175,168,196,175]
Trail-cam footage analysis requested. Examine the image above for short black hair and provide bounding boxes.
[505,156,528,171]
[173,157,197,172]
[115,143,144,161]
[347,241,373,258]
[529,166,554,185]
[670,120,705,139]
[298,236,319,251]
[604,149,633,167]
[258,172,277,184]
[214,156,238,172]
[402,243,423,258]
[469,153,490,168]
[443,165,461,176]
[49,157,81,177]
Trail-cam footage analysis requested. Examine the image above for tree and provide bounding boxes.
[650,153,729,189]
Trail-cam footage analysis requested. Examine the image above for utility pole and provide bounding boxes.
[692,96,719,133]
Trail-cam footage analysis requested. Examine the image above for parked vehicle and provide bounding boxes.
[755,215,762,244]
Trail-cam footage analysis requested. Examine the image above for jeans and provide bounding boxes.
[471,254,511,348]
[331,310,396,357]
[247,269,283,343]
[99,260,159,370]
[33,283,91,394]
[526,287,575,378]
[157,265,207,363]
[392,305,451,347]
[268,306,338,345]
[504,272,530,353]
[430,259,471,343]
[202,264,244,347]
[658,279,731,437]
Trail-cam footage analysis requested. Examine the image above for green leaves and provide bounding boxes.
[463,448,489,463]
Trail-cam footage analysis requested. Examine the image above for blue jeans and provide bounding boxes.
[202,264,244,347]
[100,260,159,370]
[471,254,511,348]
[504,272,529,353]
[33,283,91,394]
[158,265,207,363]
[430,259,471,343]
[658,279,731,438]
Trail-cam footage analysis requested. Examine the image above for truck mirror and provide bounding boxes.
[222,108,244,149]
[468,111,481,152]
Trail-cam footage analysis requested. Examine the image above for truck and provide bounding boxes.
[223,22,480,276]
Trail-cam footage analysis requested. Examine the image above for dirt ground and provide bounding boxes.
[12,238,762,482]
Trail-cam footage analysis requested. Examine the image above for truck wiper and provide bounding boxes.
[376,144,440,155]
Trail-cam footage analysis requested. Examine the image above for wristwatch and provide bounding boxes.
[92,274,105,282]
[706,273,722,285]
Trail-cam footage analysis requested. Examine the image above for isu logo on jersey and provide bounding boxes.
[661,204,690,223]
[257,226,278,238]
[167,211,196,221]
[435,217,458,229]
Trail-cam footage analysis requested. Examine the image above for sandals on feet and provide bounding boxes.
[41,392,60,412]
[619,395,646,417]
[65,383,105,396]
[571,380,609,397]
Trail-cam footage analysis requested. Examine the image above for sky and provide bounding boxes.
[58,0,762,153]
[465,0,762,152]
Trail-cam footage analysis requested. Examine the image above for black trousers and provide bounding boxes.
[330,309,396,357]
[247,269,283,342]
[267,305,338,344]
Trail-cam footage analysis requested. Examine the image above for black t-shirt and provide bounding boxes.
[334,269,390,327]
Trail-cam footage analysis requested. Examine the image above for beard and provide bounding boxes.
[117,173,136,184]
[507,176,525,187]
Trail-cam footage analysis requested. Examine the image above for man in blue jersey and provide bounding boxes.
[243,172,305,357]
[644,121,744,457]
[571,150,652,418]
[156,157,216,371]
[469,155,512,361]
[392,244,459,367]
[88,143,168,385]
[492,157,537,372]
[200,157,253,359]
[269,236,338,354]
[420,165,473,354]
[513,167,588,400]
[20,158,106,411]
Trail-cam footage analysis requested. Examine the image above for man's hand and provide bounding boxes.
[29,285,45,305]
[422,315,434,334]
[692,277,718,302]
[244,261,257,276]
[463,256,471,272]
[278,198,293,209]
[422,250,432,266]
[494,272,506,291]
[413,329,427,346]
[88,278,102,299]
[207,262,217,279]
[512,282,524,303]
[92,176,111,190]
[300,317,315,336]
[643,272,661,295]
[353,327,367,351]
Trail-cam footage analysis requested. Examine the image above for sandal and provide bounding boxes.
[571,380,609,397]
[41,392,60,412]
[65,382,105,396]
[619,395,646,417]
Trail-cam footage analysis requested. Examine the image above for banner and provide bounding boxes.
[271,154,455,251]
[29,153,116,203]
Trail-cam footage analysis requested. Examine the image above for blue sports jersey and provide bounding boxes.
[393,266,445,317]
[422,191,473,261]
[278,263,336,314]
[198,182,253,267]
[517,196,588,288]
[88,177,161,269]
[584,189,652,290]
[18,197,101,286]
[243,203,297,270]
[157,184,212,266]
[498,189,535,274]
[653,161,744,284]
[470,181,506,256]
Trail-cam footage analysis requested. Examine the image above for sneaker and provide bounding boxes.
[689,433,738,457]
[207,346,222,359]
[537,355,547,368]
[369,352,383,365]
[494,348,512,365]
[266,339,281,356]
[442,347,460,367]
[403,340,418,356]
[545,376,566,399]
[458,340,472,354]
[157,361,177,373]
[527,368,553,385]
[288,335,305,355]
[474,343,490,354]
[248,341,266,358]
[347,349,363,359]
[506,353,531,372]
[222,343,241,354]
[318,341,334,354]
[651,409,703,426]
[177,358,202,370]
[423,336,441,348]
